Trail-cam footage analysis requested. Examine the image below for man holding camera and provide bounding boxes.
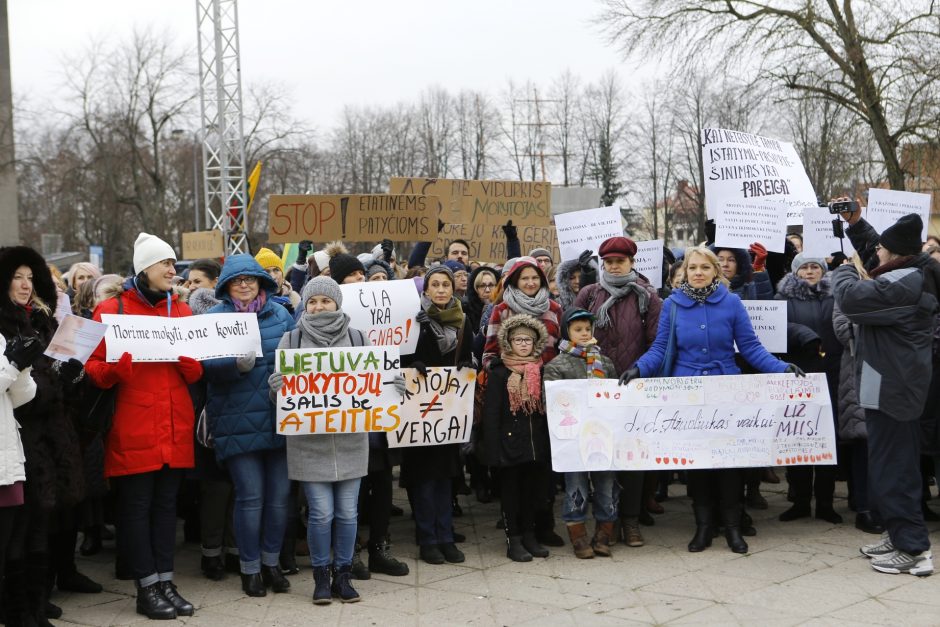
[831,203,940,577]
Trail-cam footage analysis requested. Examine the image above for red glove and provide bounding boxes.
[112,352,133,385]
[749,242,768,272]
[177,356,204,384]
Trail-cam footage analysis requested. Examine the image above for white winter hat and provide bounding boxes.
[312,250,330,274]
[133,232,177,275]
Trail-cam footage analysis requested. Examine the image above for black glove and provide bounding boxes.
[381,238,394,262]
[618,367,640,386]
[456,359,475,371]
[296,240,313,264]
[437,219,445,233]
[415,310,431,326]
[411,361,429,377]
[4,334,44,370]
[56,358,85,383]
[785,363,807,378]
[501,220,518,240]
[487,356,503,371]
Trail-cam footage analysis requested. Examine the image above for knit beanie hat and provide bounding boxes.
[301,276,343,308]
[329,253,366,284]
[254,247,283,272]
[311,250,330,275]
[791,253,828,276]
[367,259,393,280]
[529,247,553,262]
[879,213,923,256]
[443,259,467,275]
[133,232,177,275]
[424,264,455,288]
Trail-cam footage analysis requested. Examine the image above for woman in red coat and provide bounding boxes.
[86,234,203,621]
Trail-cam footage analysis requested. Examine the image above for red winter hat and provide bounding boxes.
[598,236,637,259]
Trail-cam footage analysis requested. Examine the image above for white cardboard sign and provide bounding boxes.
[737,300,787,354]
[101,313,262,362]
[865,189,931,242]
[388,367,476,448]
[546,373,836,472]
[633,239,664,290]
[714,199,788,253]
[554,205,623,262]
[339,280,420,355]
[802,206,855,258]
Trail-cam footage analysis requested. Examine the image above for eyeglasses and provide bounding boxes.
[231,276,258,286]
[478,283,496,291]
[511,337,534,345]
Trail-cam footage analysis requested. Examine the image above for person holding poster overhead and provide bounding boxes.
[623,246,801,554]
[478,314,553,562]
[202,255,295,598]
[774,255,844,524]
[574,236,662,548]
[401,265,475,566]
[86,233,203,619]
[268,277,408,604]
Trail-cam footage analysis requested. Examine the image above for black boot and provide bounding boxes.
[506,535,533,562]
[688,506,713,552]
[330,564,360,603]
[136,582,177,620]
[722,508,748,554]
[740,509,757,537]
[261,565,291,593]
[279,535,299,575]
[80,526,103,556]
[350,540,371,580]
[4,560,32,627]
[312,566,331,605]
[368,541,409,576]
[240,573,266,597]
[521,531,549,558]
[25,553,55,627]
[158,581,194,616]
[56,567,103,594]
[201,553,225,581]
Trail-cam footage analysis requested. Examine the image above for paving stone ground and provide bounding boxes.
[54,481,940,626]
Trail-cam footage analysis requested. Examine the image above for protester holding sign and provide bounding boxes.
[575,236,662,548]
[544,309,618,560]
[269,277,404,604]
[478,315,552,562]
[86,233,203,619]
[401,265,475,566]
[625,246,800,554]
[202,255,296,599]
[774,255,844,524]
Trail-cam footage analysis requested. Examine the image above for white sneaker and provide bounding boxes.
[870,549,933,576]
[860,532,894,558]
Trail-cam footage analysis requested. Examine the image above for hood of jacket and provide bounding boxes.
[215,254,278,300]
[497,313,549,357]
[776,273,831,301]
[0,246,58,315]
[555,259,580,309]
[188,287,222,315]
[709,245,753,285]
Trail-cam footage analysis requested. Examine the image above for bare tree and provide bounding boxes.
[547,70,581,187]
[598,0,940,190]
[455,91,498,179]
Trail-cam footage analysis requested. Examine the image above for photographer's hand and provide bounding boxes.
[832,196,862,225]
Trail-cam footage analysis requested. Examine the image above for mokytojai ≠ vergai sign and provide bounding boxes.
[274,346,403,435]
[545,373,835,472]
[388,367,476,448]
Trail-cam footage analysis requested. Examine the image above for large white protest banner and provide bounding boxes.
[714,199,788,253]
[100,313,262,362]
[546,373,835,472]
[274,346,402,435]
[737,301,787,353]
[802,206,855,257]
[702,128,817,225]
[633,239,664,290]
[388,367,476,448]
[554,206,623,262]
[340,281,419,355]
[865,189,931,241]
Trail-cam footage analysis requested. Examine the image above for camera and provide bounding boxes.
[828,200,859,215]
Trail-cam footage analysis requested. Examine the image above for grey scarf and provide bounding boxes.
[596,270,650,329]
[419,294,460,355]
[502,285,550,318]
[299,310,351,347]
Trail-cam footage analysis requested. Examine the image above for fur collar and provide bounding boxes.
[497,313,548,357]
[776,272,831,301]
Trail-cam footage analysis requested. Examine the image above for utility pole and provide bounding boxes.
[514,87,562,182]
[0,0,19,245]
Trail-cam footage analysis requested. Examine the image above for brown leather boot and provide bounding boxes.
[592,521,616,557]
[566,522,595,559]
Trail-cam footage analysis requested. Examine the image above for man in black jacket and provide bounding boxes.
[832,210,939,577]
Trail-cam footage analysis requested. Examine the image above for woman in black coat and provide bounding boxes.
[401,265,474,565]
[775,254,843,523]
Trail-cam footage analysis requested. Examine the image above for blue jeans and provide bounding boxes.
[410,478,454,545]
[226,449,290,574]
[302,478,361,568]
[563,472,619,523]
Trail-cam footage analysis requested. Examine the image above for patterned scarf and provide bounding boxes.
[233,291,267,313]
[558,339,605,378]
[596,270,649,328]
[420,294,464,355]
[502,351,543,414]
[502,285,550,318]
[679,278,720,304]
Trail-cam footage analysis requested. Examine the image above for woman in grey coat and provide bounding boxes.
[268,277,405,605]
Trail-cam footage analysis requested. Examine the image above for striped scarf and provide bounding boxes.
[558,339,606,378]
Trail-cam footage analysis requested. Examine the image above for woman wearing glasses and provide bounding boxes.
[203,255,295,597]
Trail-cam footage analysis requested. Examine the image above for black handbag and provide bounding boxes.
[78,297,123,435]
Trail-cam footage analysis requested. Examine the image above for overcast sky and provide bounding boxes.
[9,0,652,130]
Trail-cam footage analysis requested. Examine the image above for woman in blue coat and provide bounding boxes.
[622,246,802,554]
[204,255,295,597]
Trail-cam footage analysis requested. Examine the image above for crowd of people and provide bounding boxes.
[0,205,938,623]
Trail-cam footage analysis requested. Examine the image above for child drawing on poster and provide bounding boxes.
[551,389,580,439]
[579,421,613,469]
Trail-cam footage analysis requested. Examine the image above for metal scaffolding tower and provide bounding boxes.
[196,0,249,255]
